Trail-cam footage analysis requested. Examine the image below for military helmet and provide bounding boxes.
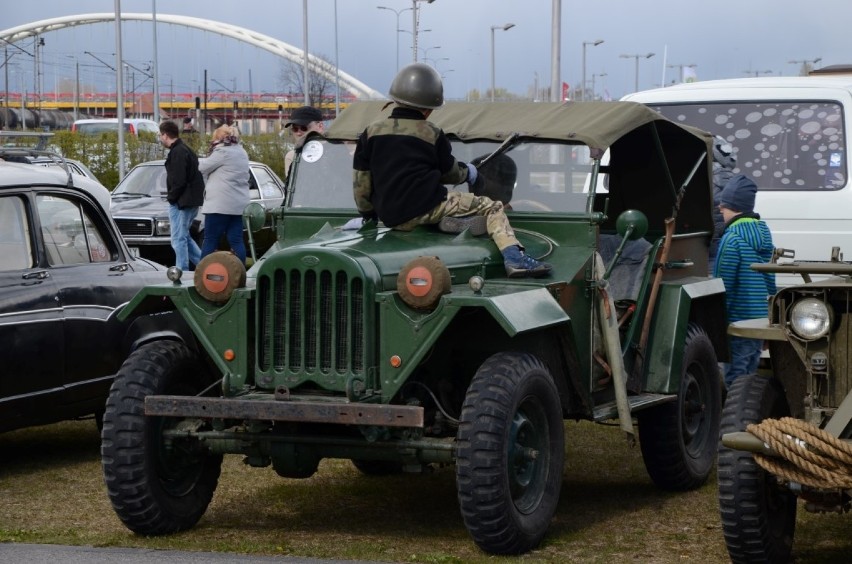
[389,63,444,110]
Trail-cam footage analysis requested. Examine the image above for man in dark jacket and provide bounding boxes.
[352,63,551,278]
[160,120,204,270]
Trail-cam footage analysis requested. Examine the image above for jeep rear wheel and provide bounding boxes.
[456,351,564,555]
[718,374,796,564]
[638,323,720,490]
[101,340,222,535]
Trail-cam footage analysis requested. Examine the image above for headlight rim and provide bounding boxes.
[789,296,832,341]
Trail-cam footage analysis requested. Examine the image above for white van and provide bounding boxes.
[623,76,852,268]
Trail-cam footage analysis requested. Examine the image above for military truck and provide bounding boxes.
[101,101,727,554]
[719,248,852,563]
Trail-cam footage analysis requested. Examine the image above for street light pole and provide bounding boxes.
[490,23,515,102]
[743,69,773,77]
[581,39,603,101]
[411,0,436,63]
[590,72,606,101]
[422,45,441,62]
[667,63,696,84]
[788,57,822,76]
[377,5,412,72]
[619,52,655,92]
[151,0,160,122]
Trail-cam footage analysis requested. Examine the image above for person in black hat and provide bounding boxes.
[714,173,776,388]
[284,106,325,178]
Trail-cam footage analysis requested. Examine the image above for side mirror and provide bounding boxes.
[243,201,267,233]
[615,209,648,241]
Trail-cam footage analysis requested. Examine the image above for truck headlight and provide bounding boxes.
[154,219,171,236]
[789,297,832,340]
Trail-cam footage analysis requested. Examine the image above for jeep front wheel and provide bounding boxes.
[456,351,564,555]
[718,374,796,563]
[101,340,222,535]
[638,323,721,490]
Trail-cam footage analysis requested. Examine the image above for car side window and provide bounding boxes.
[37,194,114,265]
[0,196,33,271]
[252,167,284,200]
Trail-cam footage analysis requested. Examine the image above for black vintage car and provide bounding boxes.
[0,139,192,433]
[109,160,286,265]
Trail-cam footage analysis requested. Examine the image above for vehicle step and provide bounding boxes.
[592,393,676,422]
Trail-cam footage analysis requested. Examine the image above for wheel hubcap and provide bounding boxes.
[681,367,708,456]
[508,397,549,513]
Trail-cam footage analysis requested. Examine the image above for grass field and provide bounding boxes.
[1,418,849,563]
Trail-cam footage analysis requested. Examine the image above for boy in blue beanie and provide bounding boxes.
[714,174,776,388]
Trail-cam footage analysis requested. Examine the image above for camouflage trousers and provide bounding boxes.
[393,191,520,251]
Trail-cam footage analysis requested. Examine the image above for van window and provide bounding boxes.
[651,101,846,191]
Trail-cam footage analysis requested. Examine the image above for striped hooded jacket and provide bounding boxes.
[713,214,776,323]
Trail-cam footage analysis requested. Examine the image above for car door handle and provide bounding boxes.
[110,263,130,272]
[22,270,50,280]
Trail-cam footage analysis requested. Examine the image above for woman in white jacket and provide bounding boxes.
[198,125,251,263]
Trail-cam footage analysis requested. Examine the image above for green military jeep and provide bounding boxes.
[101,101,727,554]
[719,248,852,563]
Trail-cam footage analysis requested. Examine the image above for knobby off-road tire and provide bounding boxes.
[101,340,223,535]
[718,374,796,564]
[456,351,564,555]
[638,323,721,490]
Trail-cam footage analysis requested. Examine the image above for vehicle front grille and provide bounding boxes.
[257,267,366,375]
[114,217,154,237]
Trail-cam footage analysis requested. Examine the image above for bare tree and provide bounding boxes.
[278,53,336,104]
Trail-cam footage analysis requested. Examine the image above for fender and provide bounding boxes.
[376,286,570,402]
[644,277,726,393]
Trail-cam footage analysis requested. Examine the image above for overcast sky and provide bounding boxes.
[2,0,849,103]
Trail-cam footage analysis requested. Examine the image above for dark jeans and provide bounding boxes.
[723,336,763,388]
[201,213,246,264]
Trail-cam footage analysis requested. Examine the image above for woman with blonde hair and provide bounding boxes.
[198,124,251,263]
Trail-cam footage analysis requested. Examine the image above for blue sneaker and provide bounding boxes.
[501,246,552,278]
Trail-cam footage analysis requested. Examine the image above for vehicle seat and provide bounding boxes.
[598,233,653,301]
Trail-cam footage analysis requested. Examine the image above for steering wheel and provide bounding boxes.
[510,199,553,212]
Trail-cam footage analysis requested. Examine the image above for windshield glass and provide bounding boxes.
[111,165,166,198]
[651,101,847,191]
[290,139,594,213]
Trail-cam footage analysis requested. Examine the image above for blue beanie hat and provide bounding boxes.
[720,174,757,213]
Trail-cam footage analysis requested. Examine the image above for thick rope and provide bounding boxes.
[746,417,852,489]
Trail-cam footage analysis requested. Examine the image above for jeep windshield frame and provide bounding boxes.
[290,101,715,236]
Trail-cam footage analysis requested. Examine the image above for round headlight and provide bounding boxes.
[790,297,832,340]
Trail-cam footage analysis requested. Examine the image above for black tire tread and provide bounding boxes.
[101,340,222,536]
[718,374,796,564]
[456,351,564,555]
[637,323,721,491]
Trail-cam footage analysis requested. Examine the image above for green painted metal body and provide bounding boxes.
[120,100,728,462]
